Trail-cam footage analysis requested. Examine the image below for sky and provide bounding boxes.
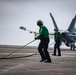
[0,0,76,47]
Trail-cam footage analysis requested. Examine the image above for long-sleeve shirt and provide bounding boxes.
[54,31,62,41]
[37,25,49,39]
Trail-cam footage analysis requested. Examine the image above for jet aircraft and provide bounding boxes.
[20,13,76,50]
[50,13,76,50]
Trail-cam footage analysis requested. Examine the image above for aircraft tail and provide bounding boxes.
[68,15,76,32]
[50,13,59,31]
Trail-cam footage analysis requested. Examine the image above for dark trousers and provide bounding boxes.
[54,40,61,55]
[38,38,51,61]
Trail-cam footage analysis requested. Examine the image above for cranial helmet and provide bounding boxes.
[54,29,58,31]
[37,20,43,25]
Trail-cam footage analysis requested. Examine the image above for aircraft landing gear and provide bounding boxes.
[70,43,75,50]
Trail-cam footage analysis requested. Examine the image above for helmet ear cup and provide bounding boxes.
[54,29,58,31]
[37,20,43,25]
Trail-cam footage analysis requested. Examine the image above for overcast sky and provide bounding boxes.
[0,0,76,46]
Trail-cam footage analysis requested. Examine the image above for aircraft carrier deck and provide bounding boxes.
[0,45,76,75]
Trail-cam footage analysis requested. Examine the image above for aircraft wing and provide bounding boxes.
[35,32,54,39]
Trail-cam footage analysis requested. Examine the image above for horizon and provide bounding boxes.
[0,0,76,48]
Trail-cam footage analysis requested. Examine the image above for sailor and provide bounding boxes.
[52,29,62,56]
[35,20,51,63]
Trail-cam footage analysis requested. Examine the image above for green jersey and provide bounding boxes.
[37,25,49,39]
[54,31,62,41]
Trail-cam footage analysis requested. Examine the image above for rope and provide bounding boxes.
[3,40,35,58]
